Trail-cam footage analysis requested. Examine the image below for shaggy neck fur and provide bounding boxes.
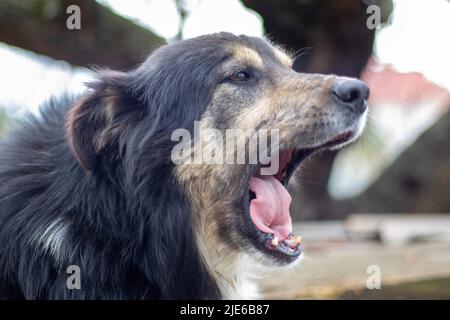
[0,96,222,299]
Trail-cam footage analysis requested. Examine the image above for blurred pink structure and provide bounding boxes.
[361,57,450,107]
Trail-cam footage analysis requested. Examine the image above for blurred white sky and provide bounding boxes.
[0,0,449,197]
[375,0,450,90]
[98,0,263,40]
[0,44,91,114]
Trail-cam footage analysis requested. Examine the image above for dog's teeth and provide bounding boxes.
[284,235,302,248]
[284,238,297,248]
[271,236,279,247]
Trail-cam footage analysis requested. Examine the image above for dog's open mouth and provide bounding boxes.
[246,131,353,263]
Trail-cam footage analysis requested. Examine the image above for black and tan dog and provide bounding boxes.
[0,33,368,299]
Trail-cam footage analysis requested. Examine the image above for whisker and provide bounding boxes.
[292,47,313,61]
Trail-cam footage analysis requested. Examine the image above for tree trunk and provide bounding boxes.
[0,0,165,69]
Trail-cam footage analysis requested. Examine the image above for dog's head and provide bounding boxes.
[66,33,368,270]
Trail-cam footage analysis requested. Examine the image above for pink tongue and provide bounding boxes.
[249,176,292,241]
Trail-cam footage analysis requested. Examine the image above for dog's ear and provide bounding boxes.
[65,72,131,174]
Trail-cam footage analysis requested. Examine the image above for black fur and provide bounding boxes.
[0,33,258,299]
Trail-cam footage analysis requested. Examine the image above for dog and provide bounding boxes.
[0,33,368,299]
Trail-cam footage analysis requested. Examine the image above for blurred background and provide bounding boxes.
[0,0,449,299]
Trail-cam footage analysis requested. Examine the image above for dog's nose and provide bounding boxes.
[332,79,369,114]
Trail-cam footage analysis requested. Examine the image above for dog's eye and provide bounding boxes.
[229,71,251,82]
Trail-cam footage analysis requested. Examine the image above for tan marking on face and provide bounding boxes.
[175,149,251,298]
[229,73,338,146]
[230,45,263,68]
[272,46,293,68]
